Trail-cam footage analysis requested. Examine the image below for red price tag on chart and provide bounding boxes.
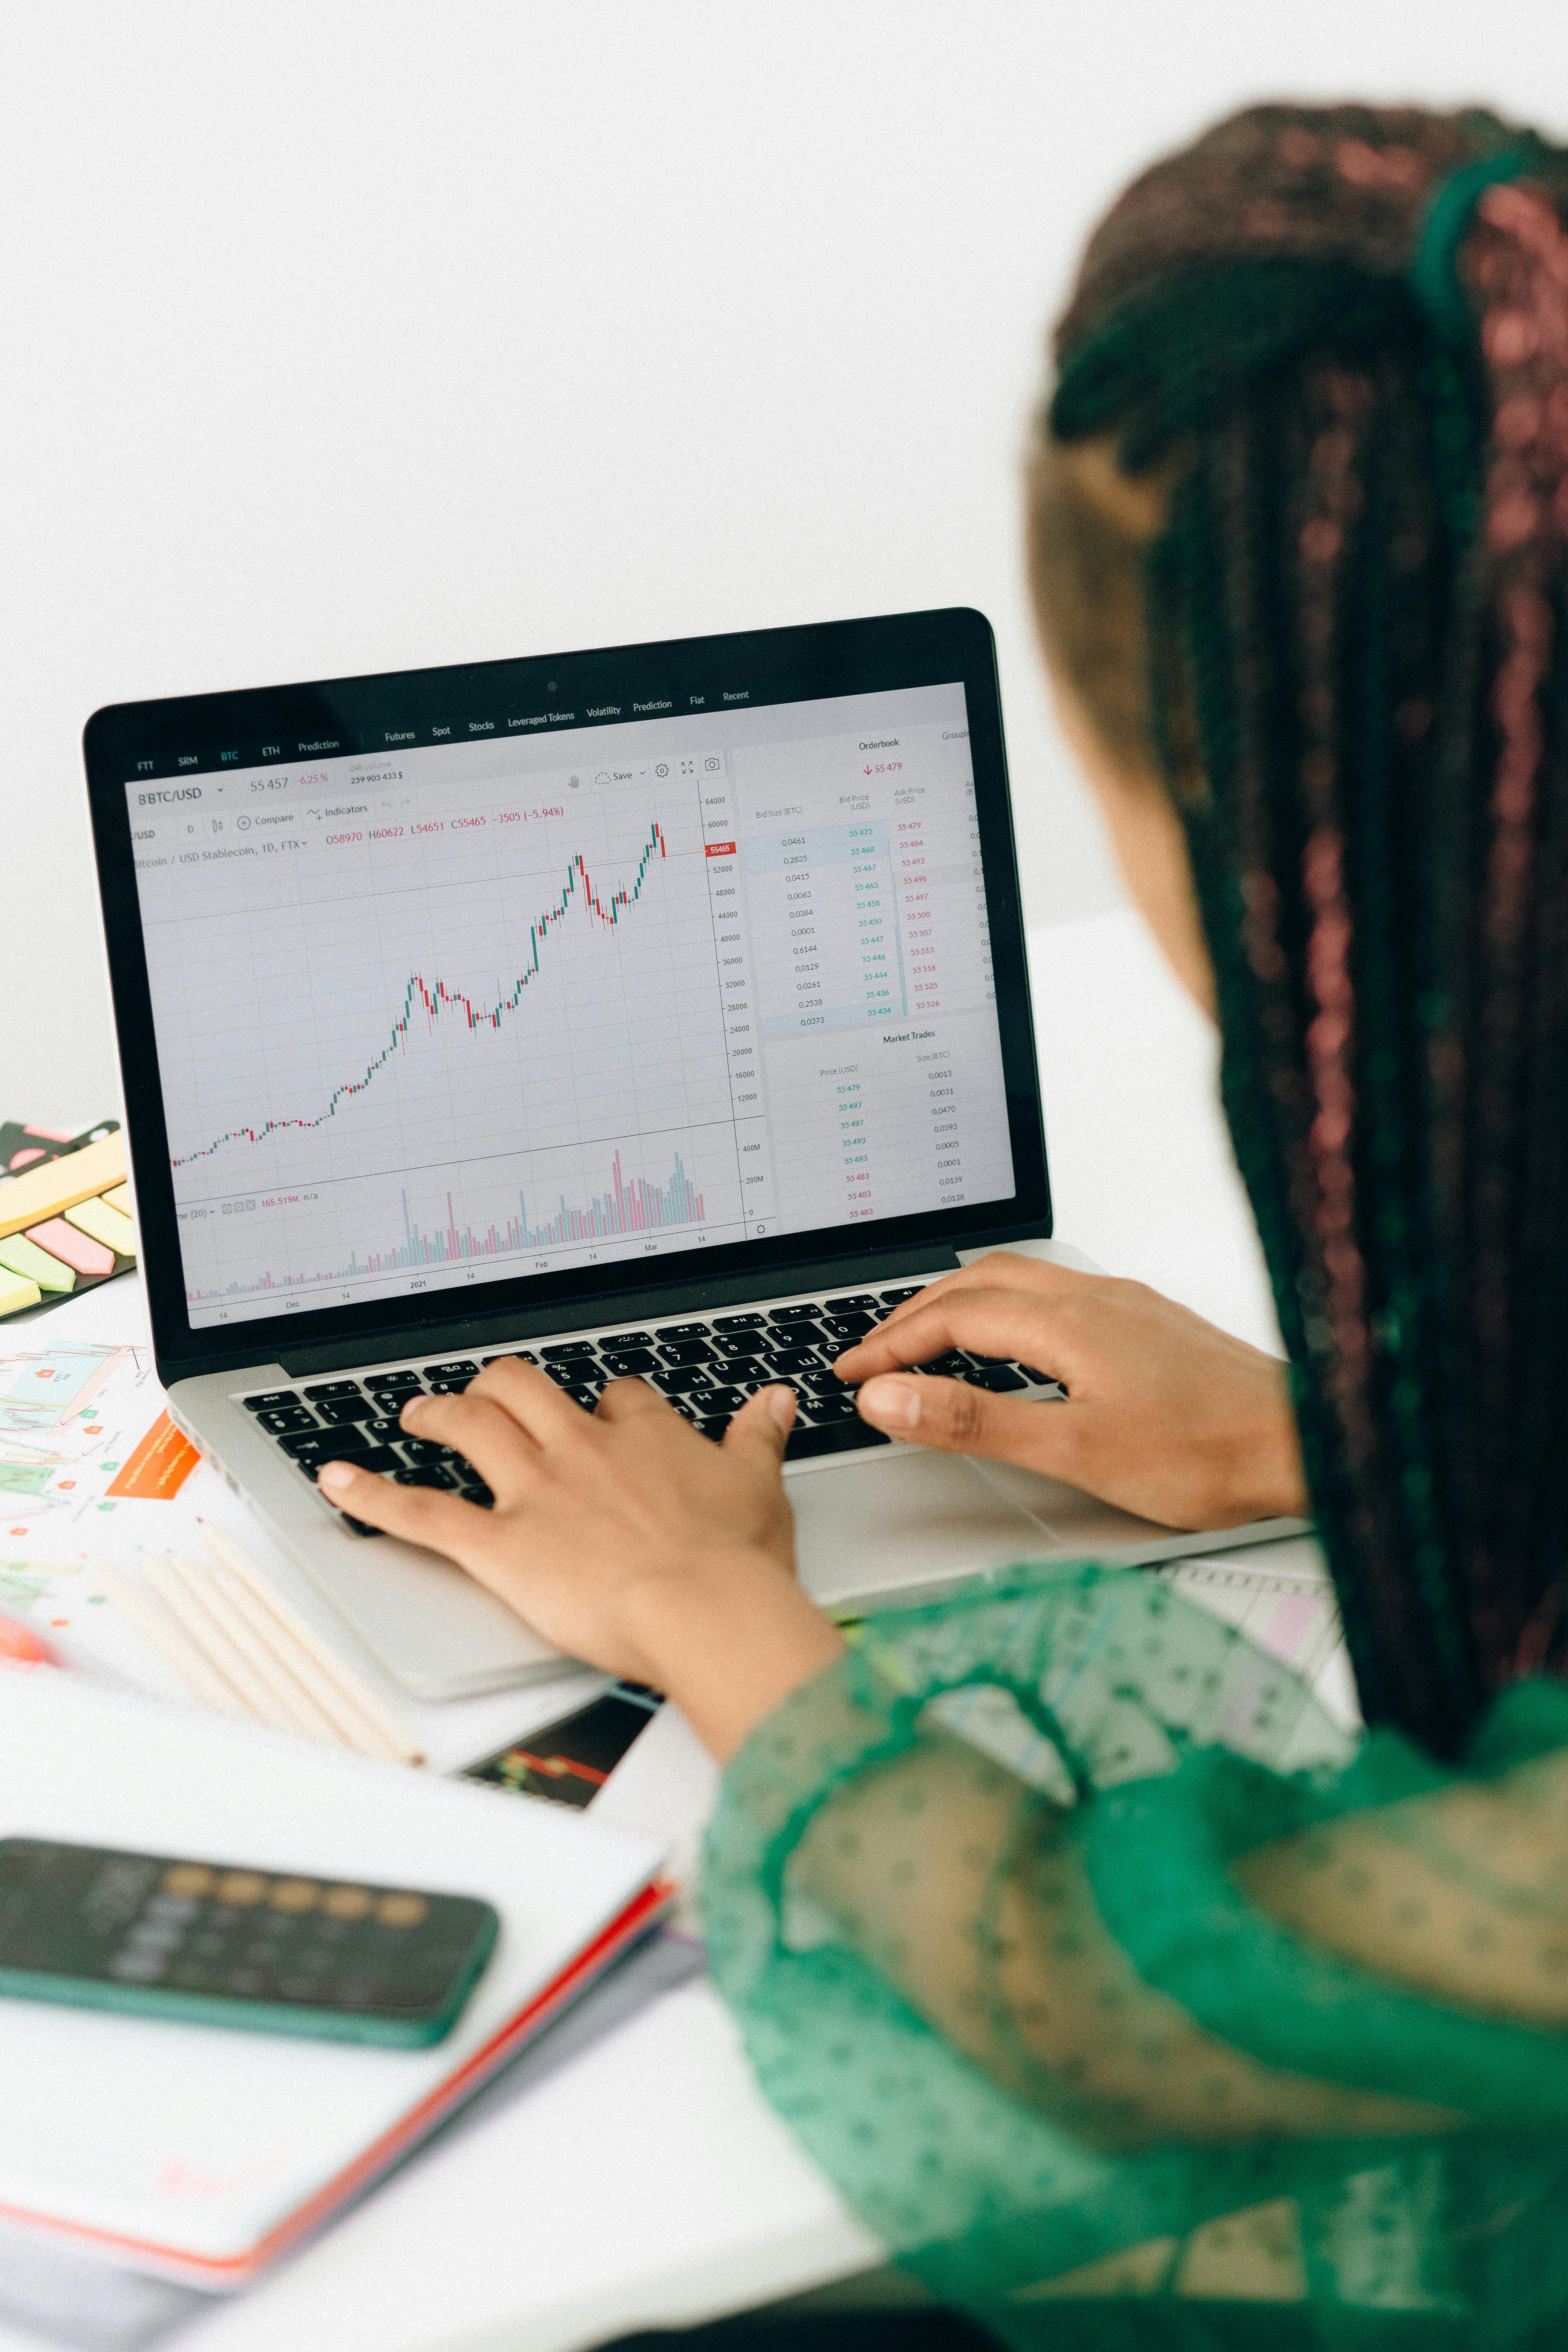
[704,841,737,858]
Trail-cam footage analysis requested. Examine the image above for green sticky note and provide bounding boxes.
[0,1233,77,1294]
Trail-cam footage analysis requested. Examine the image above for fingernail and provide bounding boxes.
[764,1383,796,1431]
[859,1375,920,1431]
[318,1461,355,1491]
[401,1395,428,1421]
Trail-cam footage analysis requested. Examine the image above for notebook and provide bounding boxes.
[0,1674,667,2285]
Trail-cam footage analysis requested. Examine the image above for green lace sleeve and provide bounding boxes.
[701,1563,1568,2347]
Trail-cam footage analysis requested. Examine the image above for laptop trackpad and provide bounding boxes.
[793,1450,1055,1611]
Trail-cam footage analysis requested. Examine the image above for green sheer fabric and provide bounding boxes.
[703,1564,1568,2347]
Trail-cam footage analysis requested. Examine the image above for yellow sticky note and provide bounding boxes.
[0,1272,42,1318]
[0,1134,126,1240]
[103,1184,132,1213]
[63,1196,138,1256]
[0,1233,75,1293]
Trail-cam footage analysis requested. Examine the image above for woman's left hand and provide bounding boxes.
[317,1361,845,1760]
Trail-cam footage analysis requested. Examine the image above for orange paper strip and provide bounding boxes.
[105,1412,202,1501]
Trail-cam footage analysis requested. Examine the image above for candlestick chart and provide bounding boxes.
[155,797,741,1317]
[172,823,669,1169]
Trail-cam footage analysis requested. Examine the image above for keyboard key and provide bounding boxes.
[280,1428,371,1463]
[302,1380,361,1401]
[559,1386,600,1410]
[798,1391,858,1423]
[424,1360,479,1379]
[243,1390,300,1412]
[602,1349,658,1374]
[656,1321,712,1340]
[878,1287,925,1305]
[798,1368,845,1397]
[426,1378,473,1395]
[703,1386,745,1415]
[368,1378,425,1404]
[658,1339,714,1366]
[341,1517,383,1539]
[712,1331,763,1358]
[541,1341,596,1361]
[460,1482,495,1508]
[820,1313,875,1341]
[786,1421,890,1462]
[366,1367,422,1390]
[721,1360,770,1388]
[398,1436,450,1463]
[1018,1366,1065,1392]
[316,1395,378,1424]
[967,1366,1030,1392]
[825,1295,880,1313]
[482,1351,538,1366]
[761,1347,821,1376]
[256,1406,317,1435]
[394,1465,459,1489]
[767,1303,822,1325]
[651,1367,712,1395]
[712,1313,766,1331]
[694,1417,732,1442]
[362,1416,405,1443]
[918,1352,968,1377]
[304,1444,402,1479]
[598,1331,654,1349]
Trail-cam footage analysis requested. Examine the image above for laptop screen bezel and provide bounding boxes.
[84,607,1052,1380]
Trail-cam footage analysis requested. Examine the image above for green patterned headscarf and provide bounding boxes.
[1049,105,1568,1757]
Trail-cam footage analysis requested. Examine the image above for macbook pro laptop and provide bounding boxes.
[84,609,1306,1698]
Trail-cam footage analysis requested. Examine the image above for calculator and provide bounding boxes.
[0,1838,499,2046]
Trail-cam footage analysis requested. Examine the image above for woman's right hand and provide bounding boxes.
[831,1252,1308,1531]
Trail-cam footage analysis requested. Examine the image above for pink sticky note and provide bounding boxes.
[8,1148,46,1170]
[24,1217,114,1277]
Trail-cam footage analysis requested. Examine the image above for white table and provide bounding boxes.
[0,911,1285,2352]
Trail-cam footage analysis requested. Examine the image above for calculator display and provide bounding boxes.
[0,1838,499,2047]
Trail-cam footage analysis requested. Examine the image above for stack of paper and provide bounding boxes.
[0,1674,667,2286]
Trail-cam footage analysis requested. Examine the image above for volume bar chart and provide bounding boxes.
[183,1147,712,1305]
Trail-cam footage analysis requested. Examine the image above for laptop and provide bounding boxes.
[84,609,1306,1698]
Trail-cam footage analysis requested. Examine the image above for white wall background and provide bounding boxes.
[2,0,1563,1314]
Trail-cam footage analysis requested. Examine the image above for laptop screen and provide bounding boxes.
[122,679,1016,1332]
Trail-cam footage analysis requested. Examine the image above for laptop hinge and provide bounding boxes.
[274,1244,963,1377]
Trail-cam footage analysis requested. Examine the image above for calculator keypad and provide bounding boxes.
[0,1840,487,2020]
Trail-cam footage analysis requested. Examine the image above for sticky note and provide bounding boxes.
[23,1219,114,1278]
[0,1135,126,1241]
[0,1234,75,1294]
[63,1197,137,1256]
[0,1274,41,1317]
[103,1184,132,1213]
[106,1413,201,1500]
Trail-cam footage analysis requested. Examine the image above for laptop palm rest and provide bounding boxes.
[792,1448,1281,1617]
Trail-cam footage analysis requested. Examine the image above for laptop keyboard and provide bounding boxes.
[239,1284,1065,1537]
